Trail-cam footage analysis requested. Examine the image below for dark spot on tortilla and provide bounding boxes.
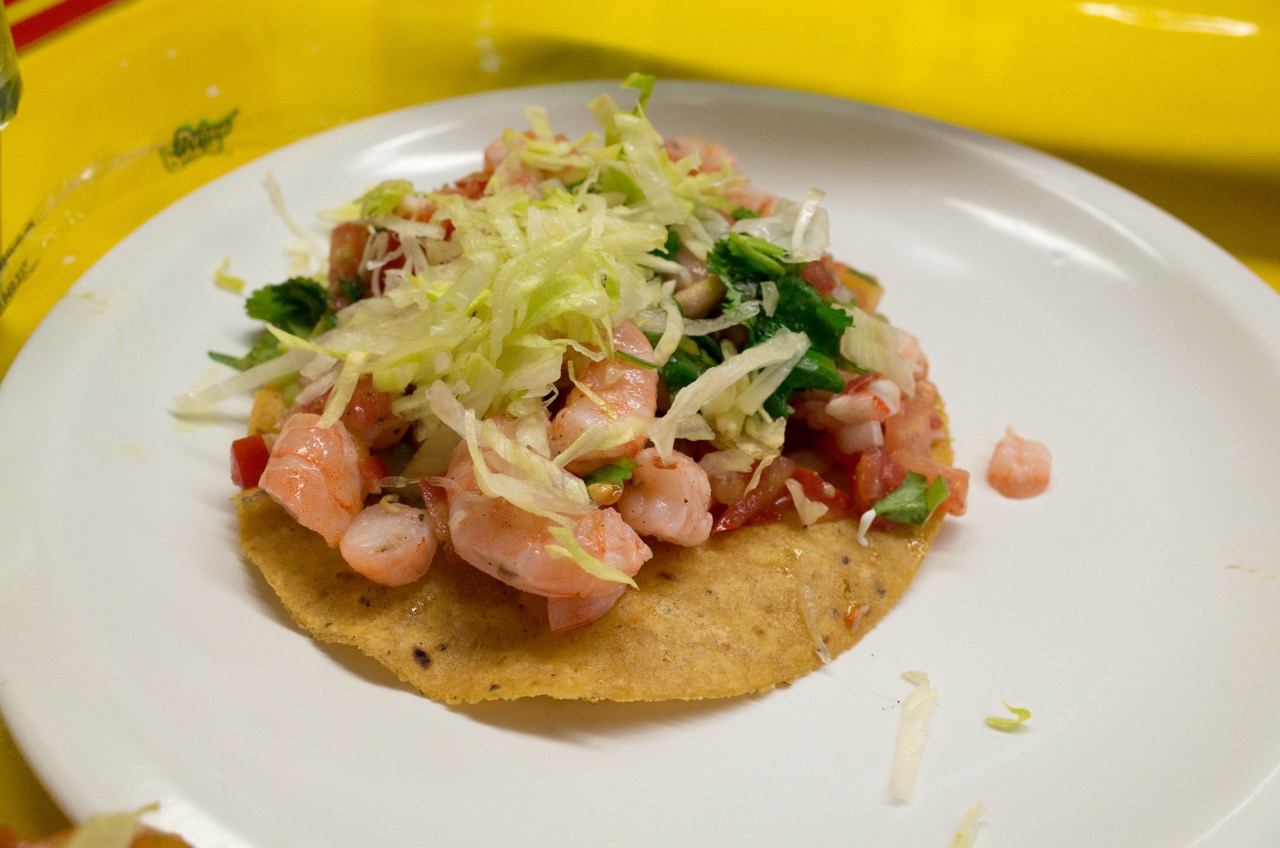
[358,595,371,607]
[875,580,886,598]
[436,642,449,651]
[659,571,675,581]
[841,555,850,565]
[489,683,501,691]
[412,647,431,668]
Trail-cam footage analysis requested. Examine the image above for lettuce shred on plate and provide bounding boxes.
[181,73,969,634]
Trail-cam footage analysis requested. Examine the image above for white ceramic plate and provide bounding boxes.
[2,81,1279,848]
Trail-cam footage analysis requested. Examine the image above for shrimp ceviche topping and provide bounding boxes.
[184,75,968,636]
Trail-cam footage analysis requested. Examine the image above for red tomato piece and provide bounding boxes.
[850,446,905,514]
[890,450,970,517]
[230,434,271,489]
[712,455,797,534]
[417,481,452,542]
[799,255,839,295]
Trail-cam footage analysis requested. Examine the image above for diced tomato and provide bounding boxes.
[849,446,905,514]
[444,171,490,200]
[230,434,271,489]
[712,455,797,533]
[890,450,970,517]
[417,481,452,542]
[883,381,937,456]
[799,255,840,295]
[835,261,883,313]
[712,457,853,533]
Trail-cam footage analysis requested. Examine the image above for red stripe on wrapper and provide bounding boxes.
[8,0,122,51]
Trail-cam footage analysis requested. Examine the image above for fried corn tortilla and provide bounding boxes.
[236,416,954,705]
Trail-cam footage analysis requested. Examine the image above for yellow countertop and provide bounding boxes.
[1,0,1277,838]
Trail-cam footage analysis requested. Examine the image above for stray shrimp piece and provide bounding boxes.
[258,413,368,546]
[444,443,653,601]
[549,322,658,474]
[987,427,1052,499]
[616,447,713,546]
[339,501,437,587]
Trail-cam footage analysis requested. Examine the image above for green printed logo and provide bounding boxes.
[159,109,239,171]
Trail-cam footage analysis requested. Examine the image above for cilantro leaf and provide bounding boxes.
[653,336,722,396]
[764,276,852,360]
[244,278,331,337]
[208,331,282,372]
[872,472,950,525]
[336,277,365,305]
[762,347,845,417]
[652,228,680,262]
[209,277,333,371]
[581,458,639,486]
[703,234,858,415]
[706,232,789,283]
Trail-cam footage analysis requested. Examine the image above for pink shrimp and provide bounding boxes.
[547,588,626,633]
[987,427,1052,499]
[616,447,713,546]
[338,501,438,587]
[664,135,738,172]
[258,413,368,546]
[795,375,903,456]
[664,135,775,216]
[443,442,652,610]
[548,322,658,475]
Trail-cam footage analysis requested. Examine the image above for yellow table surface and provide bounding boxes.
[2,0,1278,838]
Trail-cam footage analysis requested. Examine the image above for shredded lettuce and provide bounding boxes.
[648,329,809,459]
[985,701,1032,730]
[952,802,986,847]
[545,525,639,588]
[213,257,246,293]
[63,804,157,848]
[890,670,939,803]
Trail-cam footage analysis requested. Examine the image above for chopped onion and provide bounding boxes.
[856,508,876,547]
